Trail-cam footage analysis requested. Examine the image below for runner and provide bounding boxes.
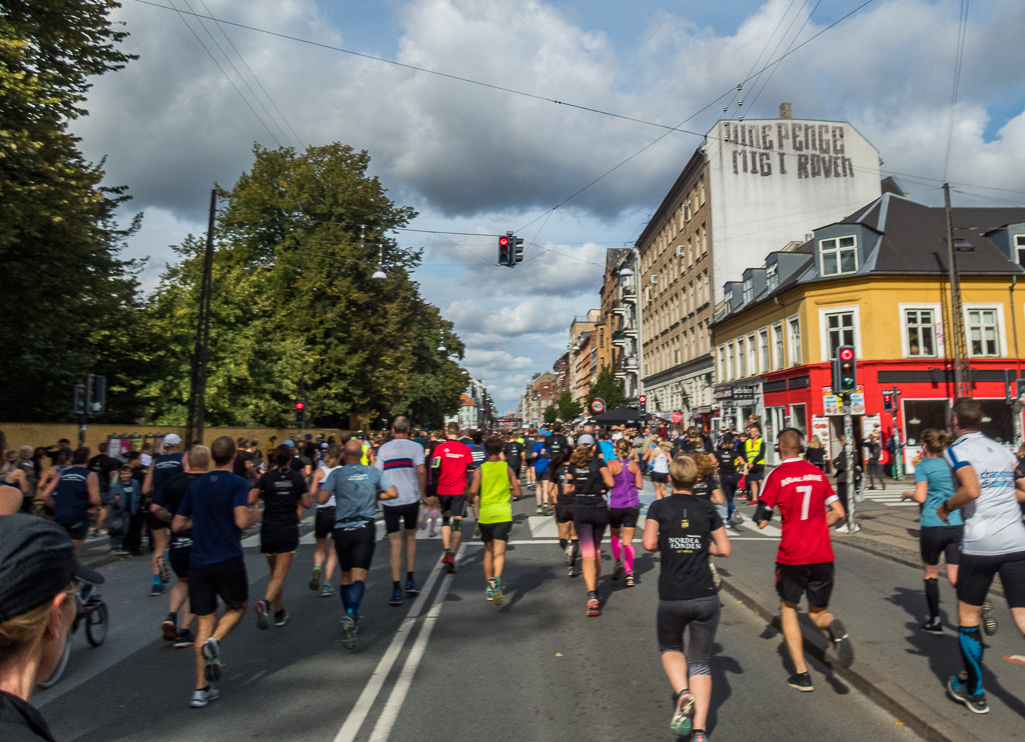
[151,445,208,648]
[87,442,119,538]
[566,444,615,617]
[646,437,670,500]
[42,447,100,556]
[549,451,579,577]
[643,455,732,739]
[899,429,963,634]
[431,422,474,574]
[37,446,72,521]
[468,436,521,606]
[607,439,643,587]
[756,428,854,691]
[309,443,342,597]
[375,416,427,606]
[597,429,615,463]
[525,430,537,491]
[502,433,525,499]
[532,433,550,515]
[715,432,743,529]
[144,434,184,597]
[937,397,1025,715]
[250,444,312,629]
[691,452,726,590]
[744,423,766,506]
[319,440,398,649]
[172,436,259,708]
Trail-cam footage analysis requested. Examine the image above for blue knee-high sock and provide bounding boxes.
[958,626,984,696]
[340,583,351,610]
[348,580,366,615]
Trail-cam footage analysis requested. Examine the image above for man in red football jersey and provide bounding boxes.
[431,422,474,573]
[757,429,854,691]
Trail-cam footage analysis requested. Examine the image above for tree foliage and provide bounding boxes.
[555,392,581,422]
[142,144,468,428]
[586,365,628,413]
[543,405,558,424]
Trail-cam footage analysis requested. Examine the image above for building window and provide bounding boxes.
[727,342,735,380]
[742,277,753,304]
[717,345,726,380]
[1016,234,1025,267]
[767,263,778,291]
[824,311,855,358]
[820,235,858,276]
[759,328,769,372]
[967,308,1000,357]
[787,316,802,366]
[904,308,936,357]
[699,179,706,205]
[599,327,604,347]
[903,399,950,447]
[737,337,746,377]
[772,322,784,369]
[747,333,757,375]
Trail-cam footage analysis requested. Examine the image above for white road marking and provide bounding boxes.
[333,553,446,742]
[527,515,560,539]
[738,519,783,538]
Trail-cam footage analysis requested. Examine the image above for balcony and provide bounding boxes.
[611,302,627,316]
[622,357,638,371]
[611,330,627,347]
[621,286,637,303]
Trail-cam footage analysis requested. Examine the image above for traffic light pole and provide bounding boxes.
[890,385,904,482]
[844,400,856,533]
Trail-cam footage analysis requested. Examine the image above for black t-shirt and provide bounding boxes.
[503,441,525,466]
[150,453,184,500]
[232,450,253,479]
[716,445,738,477]
[0,690,57,742]
[256,467,308,527]
[544,434,570,462]
[567,459,608,508]
[290,455,312,474]
[647,493,723,601]
[549,462,572,502]
[691,475,721,501]
[88,453,119,493]
[155,471,200,539]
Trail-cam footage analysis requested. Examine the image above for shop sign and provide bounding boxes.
[823,386,865,416]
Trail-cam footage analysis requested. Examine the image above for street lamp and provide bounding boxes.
[372,244,387,280]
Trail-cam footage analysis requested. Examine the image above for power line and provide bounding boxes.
[748,0,822,114]
[944,0,971,182]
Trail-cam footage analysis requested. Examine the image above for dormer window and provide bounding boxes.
[742,277,753,304]
[820,235,857,276]
[767,263,779,291]
[1015,234,1025,268]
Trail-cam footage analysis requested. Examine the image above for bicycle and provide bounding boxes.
[37,583,109,690]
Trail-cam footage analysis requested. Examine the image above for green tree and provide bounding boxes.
[0,2,143,422]
[555,392,581,422]
[586,365,628,412]
[543,405,558,424]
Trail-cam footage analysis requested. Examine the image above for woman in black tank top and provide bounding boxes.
[565,445,614,618]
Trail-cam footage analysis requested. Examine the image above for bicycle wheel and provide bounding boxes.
[86,602,108,647]
[37,635,72,689]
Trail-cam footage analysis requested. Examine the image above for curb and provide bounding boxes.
[718,575,985,742]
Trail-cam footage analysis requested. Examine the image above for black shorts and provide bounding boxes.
[333,521,376,572]
[747,468,764,482]
[609,506,641,529]
[957,550,1025,608]
[59,521,89,541]
[509,464,522,479]
[188,555,249,615]
[573,505,610,536]
[384,502,420,534]
[555,503,575,524]
[314,507,336,539]
[148,512,170,533]
[479,521,512,543]
[438,495,467,518]
[651,472,669,484]
[169,546,190,579]
[260,523,299,555]
[920,525,963,567]
[536,469,549,482]
[775,562,834,608]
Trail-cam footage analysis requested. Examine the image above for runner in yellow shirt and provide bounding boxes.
[469,436,522,606]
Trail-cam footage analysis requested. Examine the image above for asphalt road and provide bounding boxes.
[35,488,923,742]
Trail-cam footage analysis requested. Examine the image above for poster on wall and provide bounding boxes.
[822,386,865,416]
[861,414,881,439]
[811,416,830,448]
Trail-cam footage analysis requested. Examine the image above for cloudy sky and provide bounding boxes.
[75,0,1025,413]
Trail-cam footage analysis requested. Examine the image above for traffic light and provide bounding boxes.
[832,345,856,394]
[638,394,647,415]
[512,234,524,265]
[73,384,87,415]
[294,401,306,425]
[498,235,511,266]
[86,374,106,416]
[882,390,894,412]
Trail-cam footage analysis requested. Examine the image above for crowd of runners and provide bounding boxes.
[2,394,1025,738]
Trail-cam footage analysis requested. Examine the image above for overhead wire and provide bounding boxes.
[747,0,822,114]
[943,0,971,182]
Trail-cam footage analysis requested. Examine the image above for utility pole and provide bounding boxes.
[186,189,217,446]
[944,183,971,399]
[890,385,904,481]
[844,397,856,532]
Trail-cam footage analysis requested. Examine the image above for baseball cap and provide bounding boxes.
[164,433,182,446]
[283,440,295,448]
[305,434,312,439]
[577,434,596,446]
[0,514,104,622]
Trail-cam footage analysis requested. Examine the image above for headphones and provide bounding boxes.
[777,427,806,455]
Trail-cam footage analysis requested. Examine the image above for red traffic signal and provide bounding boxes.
[638,395,647,404]
[498,236,510,247]
[295,401,306,411]
[838,346,854,362]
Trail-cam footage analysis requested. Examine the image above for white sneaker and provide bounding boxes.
[835,524,850,533]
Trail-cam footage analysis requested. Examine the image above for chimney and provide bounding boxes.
[779,102,792,119]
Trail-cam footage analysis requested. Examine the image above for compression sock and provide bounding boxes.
[958,626,984,697]
[924,578,940,619]
[571,540,579,567]
[348,581,367,615]
[152,574,161,587]
[610,536,622,562]
[340,583,351,610]
[407,571,414,582]
[560,538,568,550]
[429,510,439,529]
[624,544,635,575]
[588,590,598,601]
[393,580,400,592]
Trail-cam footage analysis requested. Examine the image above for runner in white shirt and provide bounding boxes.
[309,444,342,597]
[375,417,427,606]
[938,398,1025,715]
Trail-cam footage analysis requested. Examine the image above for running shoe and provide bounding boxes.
[428,529,437,538]
[442,552,456,574]
[150,582,165,597]
[586,598,600,617]
[474,523,481,538]
[201,637,222,681]
[486,584,494,601]
[310,566,322,591]
[162,615,178,642]
[835,524,850,533]
[568,565,578,578]
[829,619,854,668]
[787,672,813,691]
[274,610,289,627]
[389,589,403,606]
[691,730,709,742]
[535,505,543,514]
[341,613,358,649]
[174,629,194,649]
[190,686,220,708]
[669,690,694,737]
[920,617,944,635]
[255,599,271,630]
[982,603,997,636]
[405,579,420,597]
[321,583,335,597]
[947,674,989,714]
[156,554,171,584]
[418,510,427,530]
[625,574,635,588]
[543,503,551,516]
[491,576,503,607]
[564,543,574,566]
[612,559,624,581]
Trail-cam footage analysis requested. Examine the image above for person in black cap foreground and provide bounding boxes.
[0,513,104,741]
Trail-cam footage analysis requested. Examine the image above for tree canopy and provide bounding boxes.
[555,391,582,422]
[586,366,628,413]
